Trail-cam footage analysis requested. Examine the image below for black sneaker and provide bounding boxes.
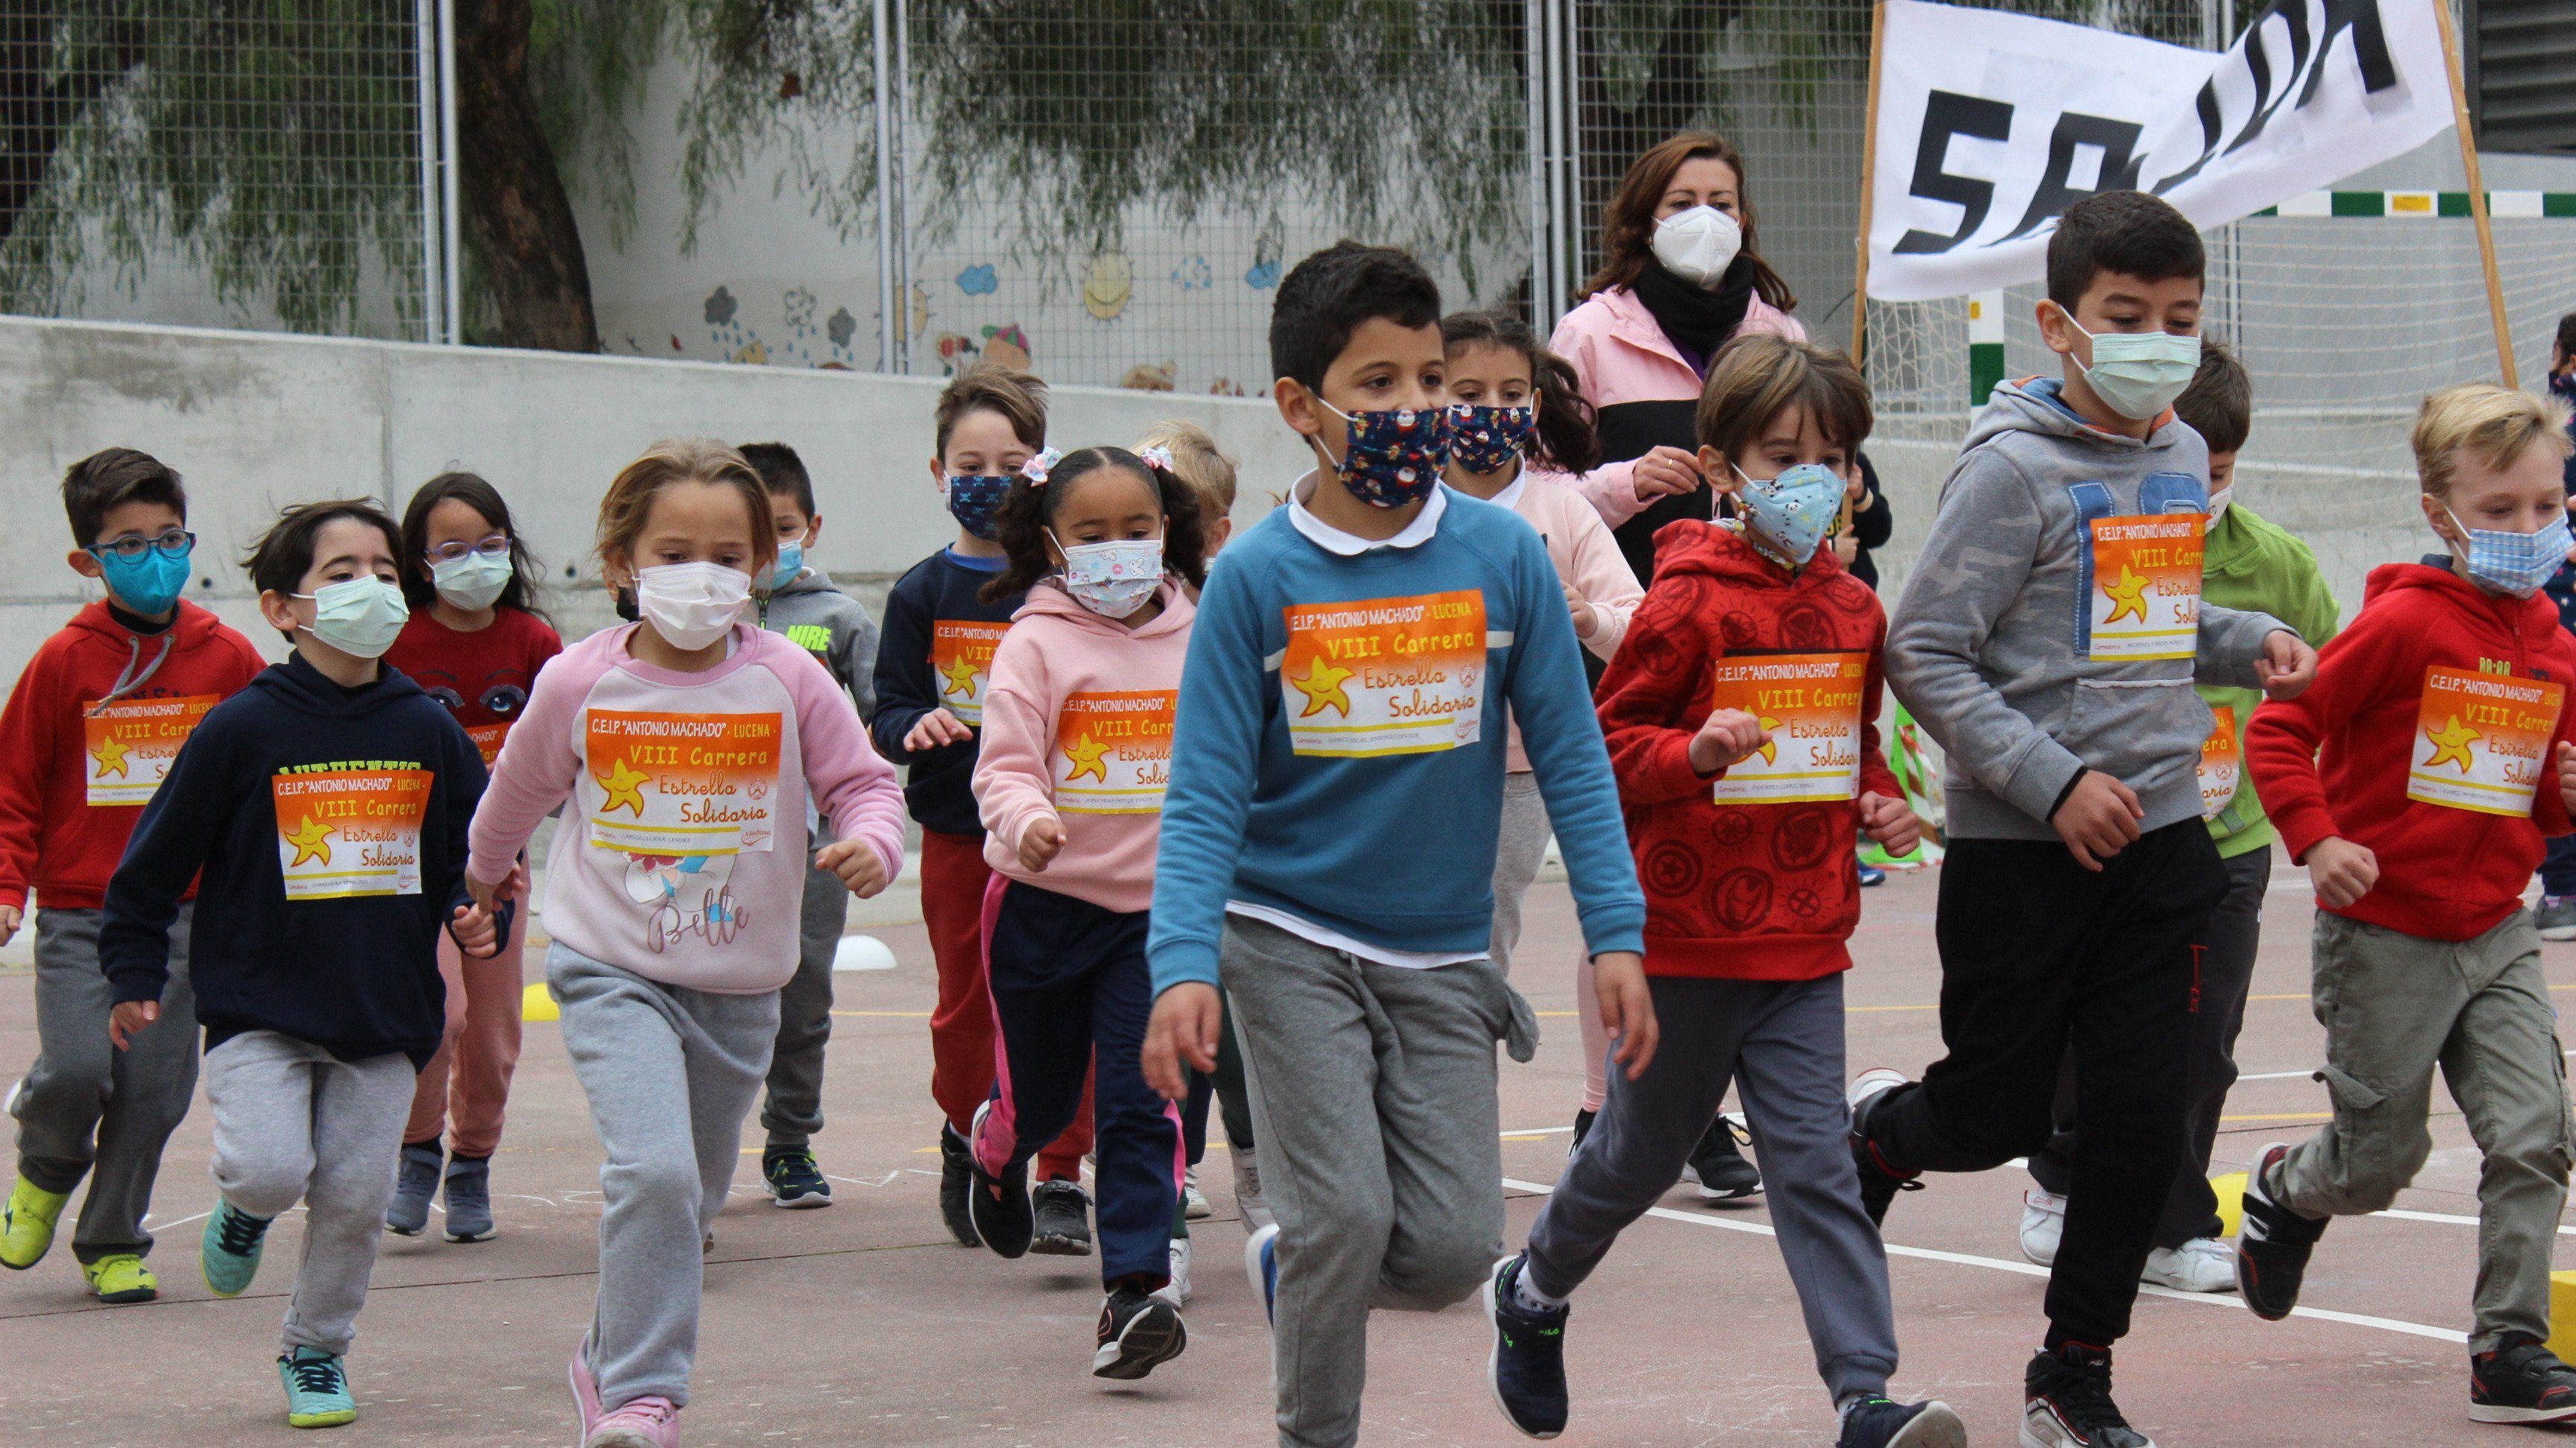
[2472,1333,2576,1423]
[1683,1115,1761,1201]
[2234,1143,2326,1321]
[762,1146,832,1209]
[938,1125,979,1247]
[1030,1178,1094,1256]
[2022,1342,2154,1448]
[1837,1395,1968,1448]
[965,1104,1033,1258]
[1092,1283,1187,1379]
[1846,1070,1922,1227]
[1568,1108,1595,1159]
[1482,1252,1569,1439]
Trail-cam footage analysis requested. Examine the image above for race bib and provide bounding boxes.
[2406,665,2566,817]
[271,767,432,900]
[1281,590,1487,758]
[2087,514,2203,661]
[584,709,783,856]
[1054,689,1176,814]
[1708,652,1866,803]
[2197,706,2240,820]
[464,723,511,767]
[929,621,1009,727]
[81,695,219,806]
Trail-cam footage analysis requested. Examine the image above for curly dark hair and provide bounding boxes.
[979,446,1208,604]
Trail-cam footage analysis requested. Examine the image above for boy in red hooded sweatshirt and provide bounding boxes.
[0,449,265,1303]
[2240,383,2576,1429]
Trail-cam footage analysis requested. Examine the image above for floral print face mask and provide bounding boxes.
[1052,533,1164,616]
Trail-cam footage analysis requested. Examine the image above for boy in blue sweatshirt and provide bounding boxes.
[98,500,500,1432]
[1140,241,1653,1448]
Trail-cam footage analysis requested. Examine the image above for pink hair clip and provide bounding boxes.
[1137,444,1175,474]
[1020,447,1062,486]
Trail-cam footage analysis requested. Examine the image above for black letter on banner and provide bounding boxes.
[1893,90,2015,255]
[1995,113,2147,243]
[2150,81,2224,194]
[2225,1,2313,157]
[2296,0,2396,107]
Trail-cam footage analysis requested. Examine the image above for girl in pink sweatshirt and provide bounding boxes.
[964,444,1208,1382]
[464,440,905,1448]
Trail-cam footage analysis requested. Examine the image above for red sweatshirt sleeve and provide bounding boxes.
[0,641,64,912]
[1597,574,1716,806]
[2244,601,2411,863]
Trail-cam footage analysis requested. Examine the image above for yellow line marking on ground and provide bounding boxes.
[2219,1111,2333,1122]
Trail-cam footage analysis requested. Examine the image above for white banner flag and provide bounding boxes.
[1866,0,2454,302]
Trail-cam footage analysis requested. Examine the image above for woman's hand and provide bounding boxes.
[1630,446,1705,502]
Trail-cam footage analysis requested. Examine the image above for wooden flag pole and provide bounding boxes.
[2432,0,2516,387]
[1852,0,1887,366]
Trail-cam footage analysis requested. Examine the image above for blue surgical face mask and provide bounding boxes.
[430,549,514,611]
[2067,316,2202,421]
[99,543,193,616]
[770,540,805,589]
[1729,462,1846,569]
[2446,508,2575,598]
[294,576,410,660]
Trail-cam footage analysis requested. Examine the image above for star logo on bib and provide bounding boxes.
[1289,658,1354,718]
[597,756,651,817]
[89,735,129,780]
[2422,714,2481,773]
[2102,566,2151,625]
[285,815,333,867]
[1755,715,1782,765]
[1063,733,1110,783]
[939,655,981,699]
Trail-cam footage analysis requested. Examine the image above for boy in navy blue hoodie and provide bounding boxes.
[99,500,499,1432]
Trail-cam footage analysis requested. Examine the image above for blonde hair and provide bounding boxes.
[2414,384,2574,496]
[1135,420,1239,512]
[595,437,775,573]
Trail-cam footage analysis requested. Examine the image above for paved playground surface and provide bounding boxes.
[0,852,2547,1445]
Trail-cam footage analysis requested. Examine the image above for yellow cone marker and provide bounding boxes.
[2551,1271,2576,1363]
[522,981,559,1023]
[2210,1170,2247,1240]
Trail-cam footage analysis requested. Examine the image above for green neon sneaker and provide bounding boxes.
[277,1347,358,1429]
[82,1252,159,1303]
[1,1174,69,1270]
[201,1200,272,1297]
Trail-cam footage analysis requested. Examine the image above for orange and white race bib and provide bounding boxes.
[81,695,218,806]
[2197,706,2240,820]
[1054,689,1176,814]
[271,768,432,900]
[464,723,511,766]
[584,709,784,856]
[1709,652,1866,803]
[930,621,1010,727]
[2088,515,2203,661]
[2406,666,2566,817]
[1280,590,1488,757]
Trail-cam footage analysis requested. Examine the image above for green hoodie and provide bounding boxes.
[2200,502,2340,857]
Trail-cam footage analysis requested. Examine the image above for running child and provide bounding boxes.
[0,448,263,1305]
[1140,241,1652,1448]
[465,439,906,1447]
[965,444,1208,1378]
[384,470,564,1245]
[743,440,881,1209]
[1486,332,1959,1447]
[873,364,1094,1251]
[98,499,502,1429]
[2237,384,2576,1428]
[1861,190,2314,1448]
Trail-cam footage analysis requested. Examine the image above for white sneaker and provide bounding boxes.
[1152,1236,1193,1307]
[1232,1145,1275,1232]
[2141,1236,2235,1293]
[2018,1187,2065,1268]
[1848,1066,1910,1116]
[1183,1166,1211,1220]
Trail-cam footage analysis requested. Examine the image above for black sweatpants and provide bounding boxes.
[1854,819,2226,1346]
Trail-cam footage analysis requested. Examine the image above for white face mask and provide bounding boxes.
[2206,484,2233,522]
[634,561,751,651]
[430,549,514,611]
[293,577,410,660]
[1649,206,1743,290]
[2064,314,2202,421]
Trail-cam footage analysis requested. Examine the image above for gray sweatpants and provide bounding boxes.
[760,852,849,1148]
[1487,772,1551,981]
[201,1030,414,1356]
[1222,916,1515,1448]
[2273,909,2574,1350]
[1527,973,1897,1404]
[551,943,780,1410]
[12,904,199,1261]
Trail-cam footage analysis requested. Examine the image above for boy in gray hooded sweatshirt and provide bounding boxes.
[1852,192,2315,1448]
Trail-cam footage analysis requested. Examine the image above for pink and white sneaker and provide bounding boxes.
[568,1350,604,1441]
[584,1395,681,1448]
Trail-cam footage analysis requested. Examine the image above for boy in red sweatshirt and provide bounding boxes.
[2240,383,2576,1428]
[0,449,265,1303]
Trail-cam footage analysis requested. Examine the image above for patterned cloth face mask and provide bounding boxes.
[1729,462,1846,569]
[1050,532,1164,617]
[942,475,1012,540]
[1444,403,1537,475]
[1314,399,1451,508]
[2447,507,2575,598]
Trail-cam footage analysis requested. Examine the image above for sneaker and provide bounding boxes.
[761,1146,833,1210]
[1847,1069,1922,1227]
[2018,1187,2066,1267]
[2472,1333,2576,1423]
[0,1174,69,1269]
[277,1347,358,1429]
[1030,1178,1095,1256]
[81,1252,159,1304]
[1244,1221,1279,1324]
[1483,1252,1570,1439]
[2140,1236,2235,1293]
[1839,1395,1969,1448]
[442,1154,497,1242]
[1682,1115,1761,1201]
[2022,1342,2154,1447]
[938,1124,979,1247]
[385,1141,441,1236]
[1231,1144,1275,1232]
[201,1200,271,1297]
[965,1101,1034,1258]
[1857,863,1888,887]
[1182,1165,1211,1220]
[1568,1108,1595,1158]
[584,1394,681,1447]
[568,1349,604,1441]
[1093,1282,1188,1379]
[1152,1235,1193,1308]
[2539,894,2576,942]
[2235,1144,2326,1321]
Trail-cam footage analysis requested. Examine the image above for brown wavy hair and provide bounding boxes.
[1694,333,1872,461]
[1580,132,1795,311]
[593,438,775,580]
